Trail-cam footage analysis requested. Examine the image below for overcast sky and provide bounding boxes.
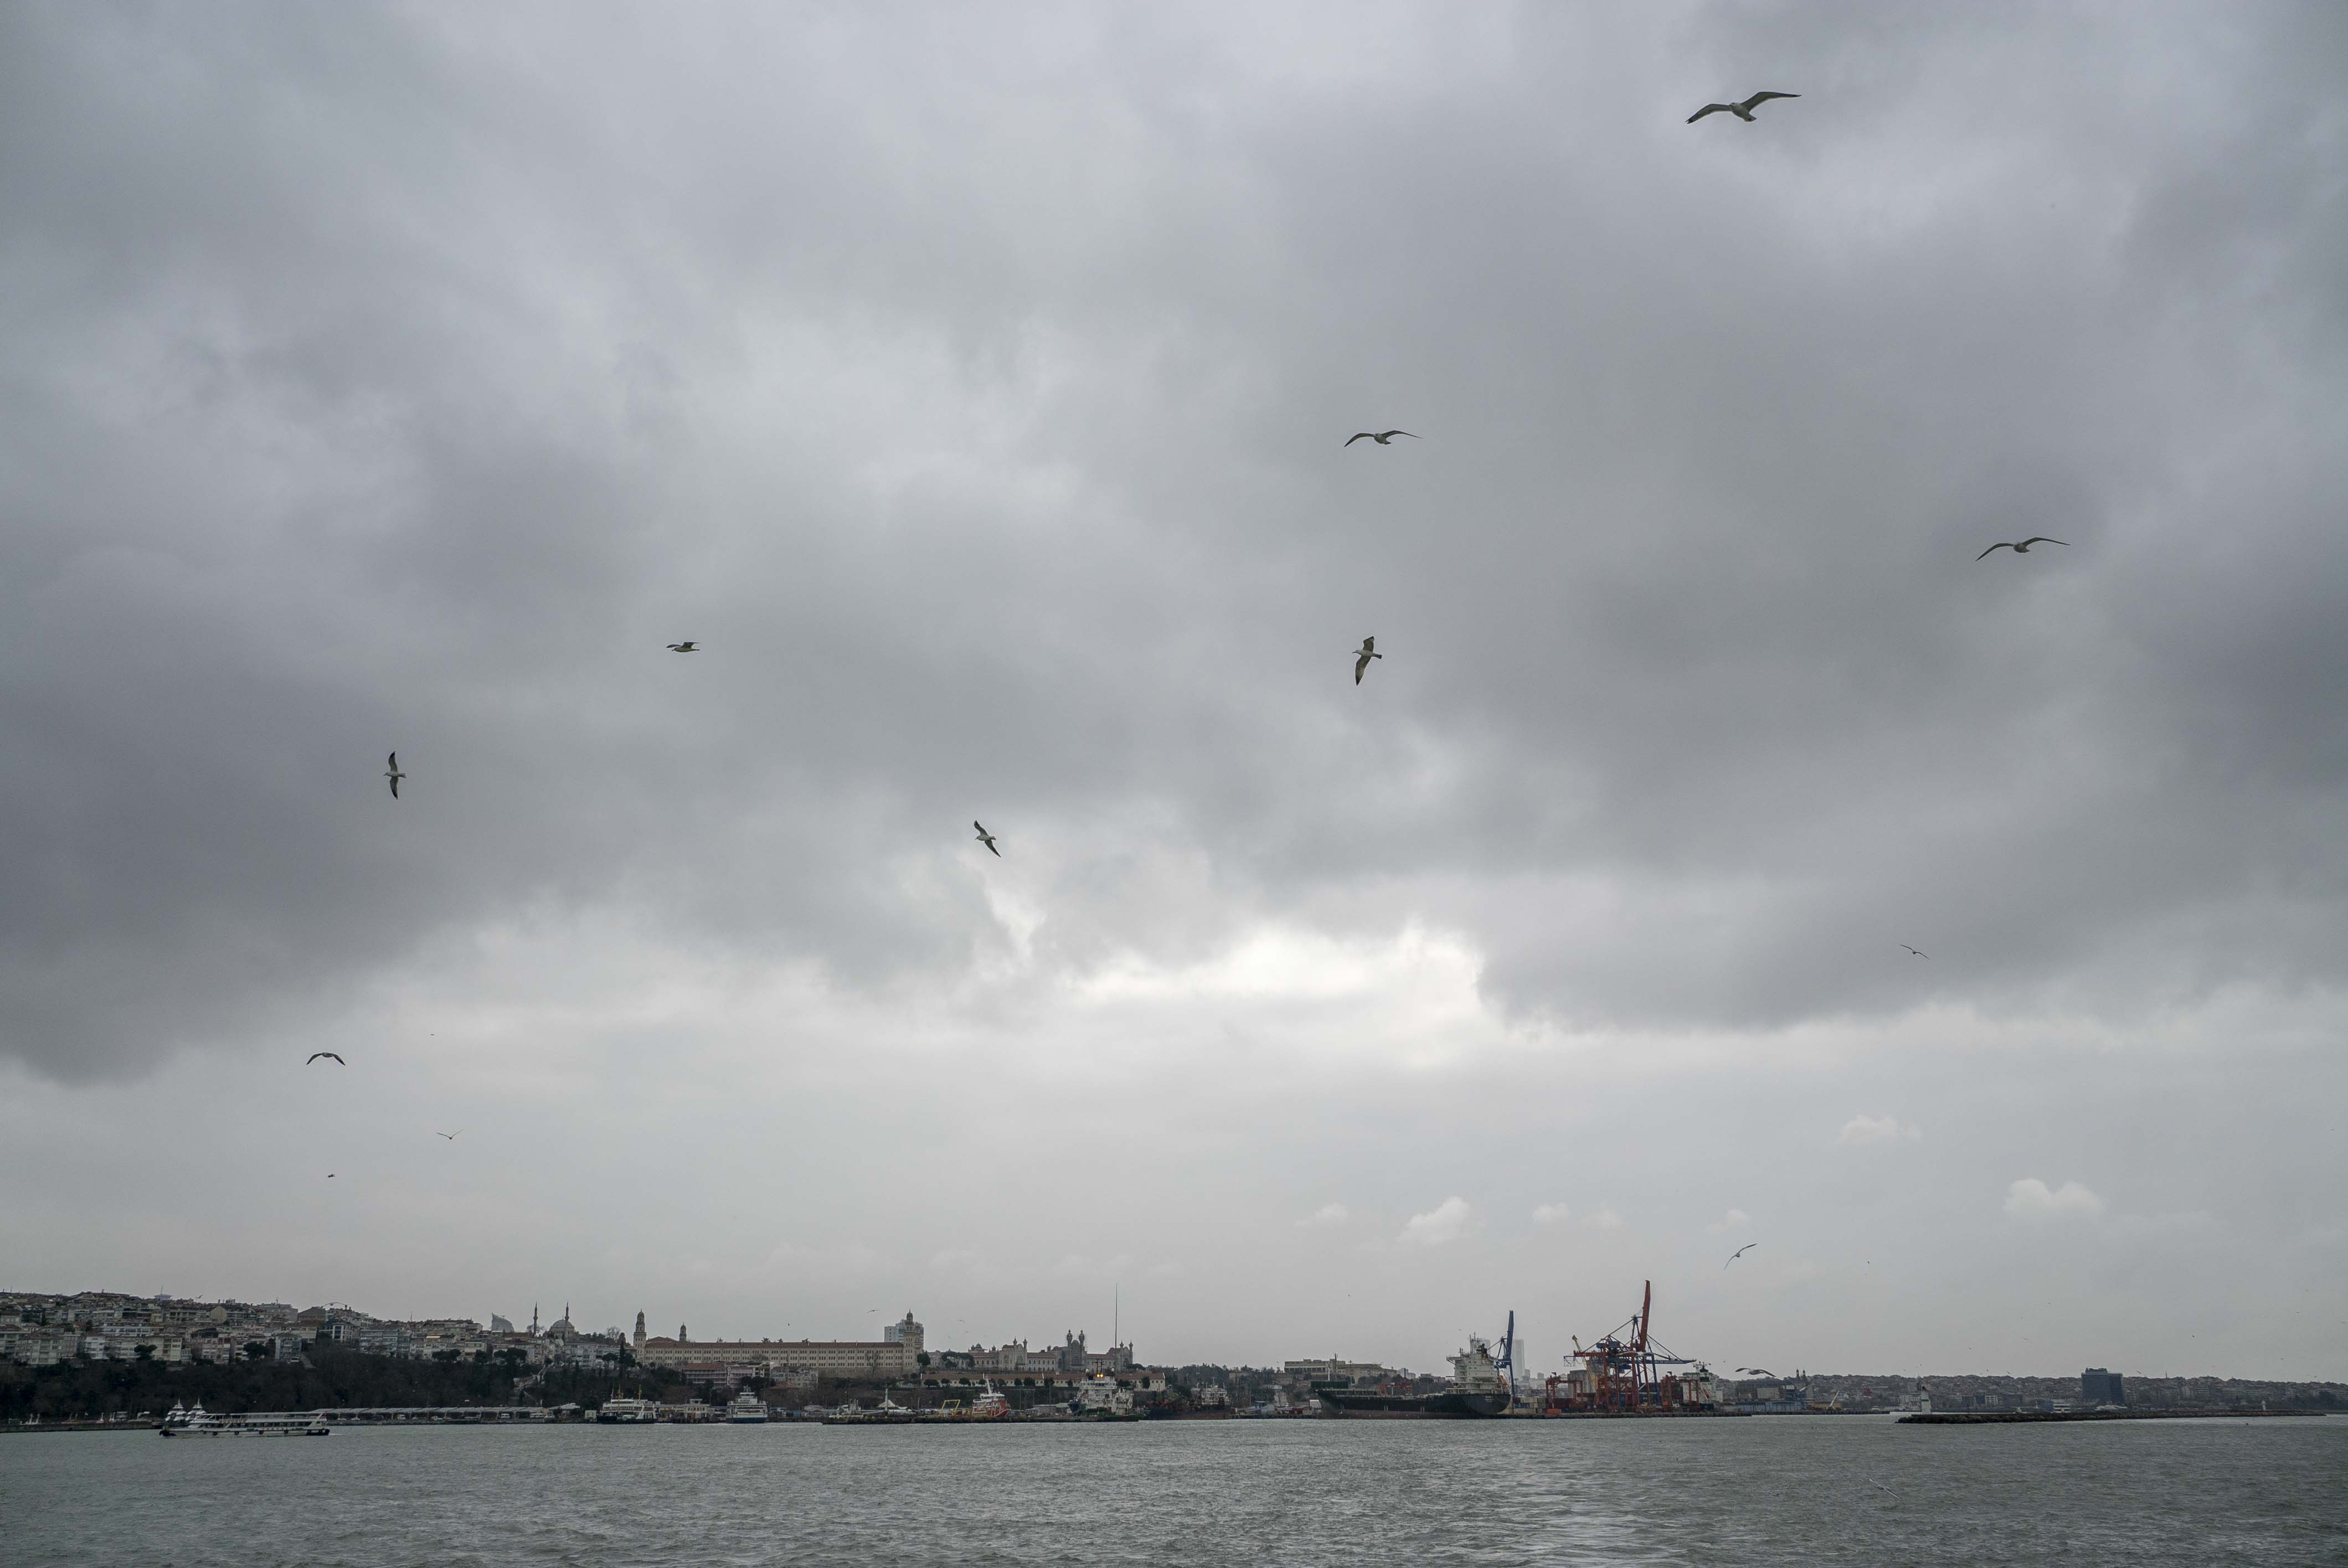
[2,1,2343,1381]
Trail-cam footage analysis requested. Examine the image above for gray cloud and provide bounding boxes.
[4,1,2344,1076]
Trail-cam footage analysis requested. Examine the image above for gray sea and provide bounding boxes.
[4,1415,2344,1566]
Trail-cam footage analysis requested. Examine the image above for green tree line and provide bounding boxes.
[0,1347,684,1422]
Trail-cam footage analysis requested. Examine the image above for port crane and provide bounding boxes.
[1548,1280,1711,1413]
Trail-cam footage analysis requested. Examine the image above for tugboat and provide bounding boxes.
[1317,1314,1516,1418]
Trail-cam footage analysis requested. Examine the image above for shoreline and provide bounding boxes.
[1899,1409,2328,1425]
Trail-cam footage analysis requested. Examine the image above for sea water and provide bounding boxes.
[4,1414,2344,1565]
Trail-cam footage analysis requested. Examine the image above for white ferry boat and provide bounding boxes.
[595,1397,661,1424]
[159,1402,328,1438]
[725,1391,769,1423]
[1075,1375,1135,1417]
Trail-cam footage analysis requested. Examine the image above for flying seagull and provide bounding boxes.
[666,641,698,652]
[1353,636,1381,685]
[1726,1243,1758,1270]
[973,821,1000,857]
[435,1130,461,1141]
[1978,537,2068,560]
[1689,91,1800,123]
[1345,430,1417,447]
[1899,945,1929,958]
[384,752,405,799]
[306,1052,344,1066]
[1734,1367,1775,1377]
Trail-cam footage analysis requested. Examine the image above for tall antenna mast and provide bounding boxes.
[1114,1283,1120,1349]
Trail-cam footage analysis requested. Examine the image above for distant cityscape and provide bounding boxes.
[4,1286,2342,1423]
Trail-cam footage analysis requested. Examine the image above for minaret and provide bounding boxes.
[531,1303,539,1337]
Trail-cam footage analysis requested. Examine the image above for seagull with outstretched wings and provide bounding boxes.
[1726,1243,1758,1270]
[385,753,405,799]
[1344,430,1417,446]
[974,822,1000,857]
[1353,636,1381,685]
[307,1052,344,1066]
[667,641,698,652]
[1690,91,1799,123]
[1978,537,2068,560]
[1899,945,1928,958]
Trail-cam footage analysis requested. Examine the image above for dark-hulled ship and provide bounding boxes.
[1317,1316,1515,1418]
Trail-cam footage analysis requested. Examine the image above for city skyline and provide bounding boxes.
[1,2,2342,1383]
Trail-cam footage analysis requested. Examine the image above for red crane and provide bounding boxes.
[1549,1280,1709,1414]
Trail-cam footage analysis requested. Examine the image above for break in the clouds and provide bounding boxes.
[2006,1179,2108,1223]
[0,2,2342,1379]
[1840,1115,1922,1146]
[1399,1198,1475,1248]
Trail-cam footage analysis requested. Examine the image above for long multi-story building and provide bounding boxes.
[630,1310,924,1381]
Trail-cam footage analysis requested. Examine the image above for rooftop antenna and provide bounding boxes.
[1114,1283,1119,1349]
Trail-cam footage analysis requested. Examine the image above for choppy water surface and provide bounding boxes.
[5,1415,2344,1566]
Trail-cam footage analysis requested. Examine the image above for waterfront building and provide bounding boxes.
[2082,1368,2126,1406]
[882,1312,925,1354]
[918,1363,1166,1401]
[1283,1357,1409,1387]
[632,1321,920,1381]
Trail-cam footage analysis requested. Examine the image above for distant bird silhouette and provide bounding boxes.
[1353,636,1382,685]
[1344,430,1417,446]
[1899,945,1929,958]
[1689,91,1800,123]
[666,641,698,652]
[1734,1367,1774,1376]
[307,1052,344,1066]
[973,822,1000,857]
[435,1130,461,1141]
[327,1173,336,1179]
[1726,1244,1758,1270]
[384,752,405,799]
[1977,537,2068,560]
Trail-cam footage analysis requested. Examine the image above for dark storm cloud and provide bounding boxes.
[1,1,2342,1080]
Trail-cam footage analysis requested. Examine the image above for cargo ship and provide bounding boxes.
[1317,1315,1516,1418]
